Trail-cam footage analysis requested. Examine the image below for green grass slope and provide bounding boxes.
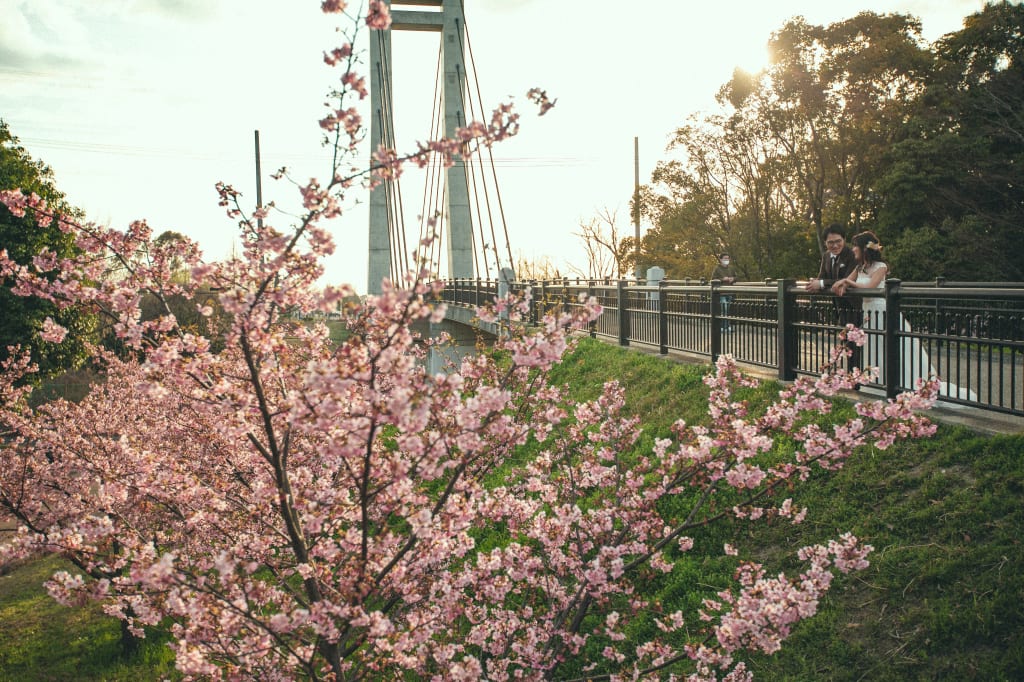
[550,339,1024,681]
[0,554,176,680]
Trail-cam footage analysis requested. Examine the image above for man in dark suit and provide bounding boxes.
[805,224,861,373]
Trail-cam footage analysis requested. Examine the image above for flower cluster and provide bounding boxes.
[526,87,557,115]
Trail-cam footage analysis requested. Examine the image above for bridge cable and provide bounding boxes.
[458,9,516,279]
[395,6,516,284]
[374,32,400,281]
[455,102,487,281]
[374,29,412,282]
[456,62,493,280]
[390,40,414,281]
[419,43,447,277]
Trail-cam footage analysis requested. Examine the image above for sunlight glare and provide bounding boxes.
[731,39,771,75]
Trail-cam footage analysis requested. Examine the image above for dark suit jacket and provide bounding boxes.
[816,247,860,336]
[815,246,856,289]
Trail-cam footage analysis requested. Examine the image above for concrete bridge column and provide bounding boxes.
[368,0,474,295]
[367,28,394,295]
[440,1,474,280]
[427,318,479,375]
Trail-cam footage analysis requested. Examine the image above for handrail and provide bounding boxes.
[434,277,1024,416]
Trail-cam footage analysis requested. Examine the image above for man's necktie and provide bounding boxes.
[830,255,837,278]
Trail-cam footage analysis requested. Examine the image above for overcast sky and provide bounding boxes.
[2,0,987,291]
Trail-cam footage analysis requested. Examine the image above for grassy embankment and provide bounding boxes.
[2,337,1022,680]
[548,339,1024,681]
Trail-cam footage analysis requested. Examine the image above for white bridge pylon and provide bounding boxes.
[368,0,474,295]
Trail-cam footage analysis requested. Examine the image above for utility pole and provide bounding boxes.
[254,130,264,231]
[254,129,278,294]
[633,136,641,279]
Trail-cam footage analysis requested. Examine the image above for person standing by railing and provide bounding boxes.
[833,231,977,401]
[805,224,857,295]
[805,224,860,372]
[712,253,736,332]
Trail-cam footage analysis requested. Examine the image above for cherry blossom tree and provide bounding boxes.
[0,2,939,680]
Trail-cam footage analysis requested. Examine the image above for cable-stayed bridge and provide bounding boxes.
[367,3,1024,424]
[368,0,514,297]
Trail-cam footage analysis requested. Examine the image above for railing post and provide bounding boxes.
[524,280,533,324]
[658,280,668,354]
[777,278,797,381]
[498,268,513,339]
[539,280,548,323]
[710,280,721,361]
[588,280,597,338]
[884,278,902,399]
[617,279,629,347]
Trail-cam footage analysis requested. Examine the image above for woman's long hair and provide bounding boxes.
[851,231,884,268]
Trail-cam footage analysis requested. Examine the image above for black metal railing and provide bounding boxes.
[437,277,1024,416]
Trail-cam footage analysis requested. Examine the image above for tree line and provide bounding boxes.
[1,122,238,381]
[626,2,1024,284]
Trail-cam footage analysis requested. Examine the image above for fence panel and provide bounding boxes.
[718,287,778,370]
[894,286,1024,412]
[625,286,660,346]
[664,287,711,357]
[436,278,1024,416]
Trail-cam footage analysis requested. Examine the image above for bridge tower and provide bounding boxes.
[368,0,474,295]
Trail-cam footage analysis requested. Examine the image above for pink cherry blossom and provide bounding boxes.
[39,317,68,343]
[365,0,392,30]
[526,87,557,115]
[323,43,353,66]
[0,3,943,680]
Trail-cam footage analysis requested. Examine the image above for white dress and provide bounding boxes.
[857,265,976,401]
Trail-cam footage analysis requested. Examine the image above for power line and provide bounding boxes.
[17,135,590,167]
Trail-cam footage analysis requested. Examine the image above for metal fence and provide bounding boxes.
[438,278,1024,416]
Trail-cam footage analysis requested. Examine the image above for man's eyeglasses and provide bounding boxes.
[825,239,843,246]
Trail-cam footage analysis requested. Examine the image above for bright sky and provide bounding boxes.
[2,0,987,292]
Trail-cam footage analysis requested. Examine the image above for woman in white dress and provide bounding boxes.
[831,231,976,401]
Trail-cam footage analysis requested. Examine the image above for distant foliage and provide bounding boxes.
[0,120,95,380]
[639,4,1024,283]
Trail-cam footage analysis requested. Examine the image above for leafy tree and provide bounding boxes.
[638,120,757,280]
[877,1,1024,280]
[0,121,95,380]
[640,12,931,282]
[642,122,744,279]
[758,12,931,240]
[633,175,730,280]
[142,230,230,349]
[640,114,814,281]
